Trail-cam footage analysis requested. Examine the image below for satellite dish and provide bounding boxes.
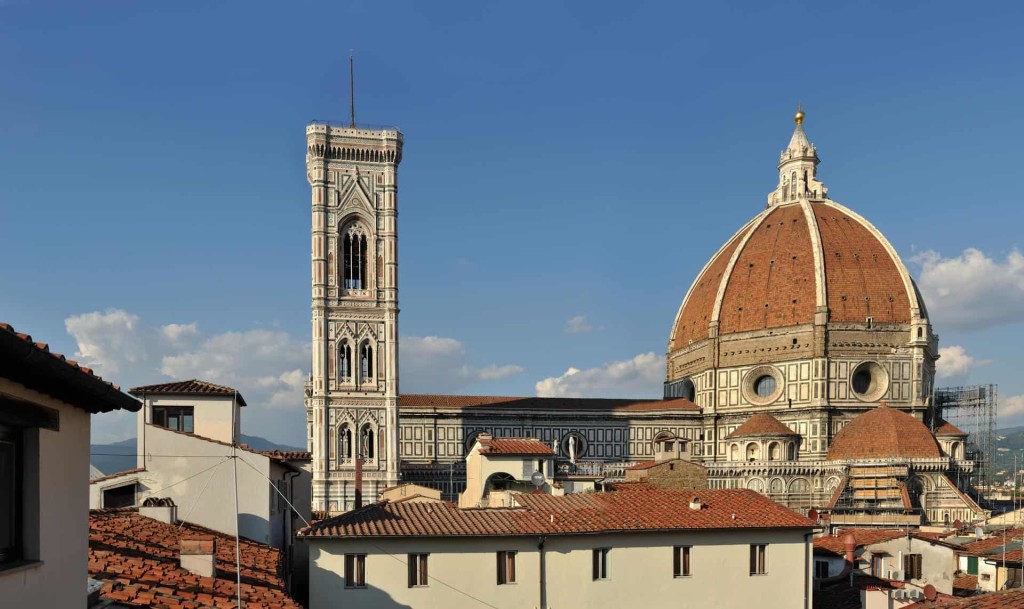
[531,471,545,488]
[974,526,985,538]
[953,519,962,530]
[808,509,819,521]
[923,584,937,601]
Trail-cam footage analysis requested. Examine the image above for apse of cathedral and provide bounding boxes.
[305,109,987,527]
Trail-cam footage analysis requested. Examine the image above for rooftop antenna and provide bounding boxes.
[349,52,356,128]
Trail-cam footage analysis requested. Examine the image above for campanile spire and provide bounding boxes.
[768,106,828,206]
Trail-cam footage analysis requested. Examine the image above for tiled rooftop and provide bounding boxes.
[726,413,799,438]
[907,588,1024,608]
[827,405,941,460]
[89,509,301,608]
[934,419,968,437]
[0,321,140,413]
[477,436,554,456]
[130,379,248,407]
[398,394,699,412]
[813,529,908,556]
[300,487,814,538]
[90,467,146,485]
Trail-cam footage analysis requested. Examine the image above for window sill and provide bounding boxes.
[344,585,367,590]
[0,560,44,577]
[674,574,692,579]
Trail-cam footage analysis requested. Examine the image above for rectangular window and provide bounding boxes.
[673,546,691,577]
[152,406,195,433]
[497,551,517,584]
[871,554,885,577]
[750,544,767,575]
[814,560,829,579]
[593,548,610,580]
[903,553,922,580]
[344,554,366,588]
[0,425,21,565]
[408,553,429,587]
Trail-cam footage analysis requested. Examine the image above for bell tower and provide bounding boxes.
[305,121,403,513]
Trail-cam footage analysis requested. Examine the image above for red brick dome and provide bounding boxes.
[669,199,924,350]
[726,414,799,439]
[827,406,941,460]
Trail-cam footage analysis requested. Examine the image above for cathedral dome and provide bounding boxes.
[668,113,925,351]
[827,405,941,460]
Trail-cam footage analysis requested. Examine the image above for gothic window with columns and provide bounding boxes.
[339,340,352,382]
[339,424,352,459]
[361,423,375,460]
[360,342,374,382]
[342,222,368,290]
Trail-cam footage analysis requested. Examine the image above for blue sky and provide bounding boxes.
[2,1,1023,446]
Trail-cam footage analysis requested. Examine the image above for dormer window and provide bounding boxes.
[152,406,194,433]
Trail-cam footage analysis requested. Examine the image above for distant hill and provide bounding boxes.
[90,434,304,478]
[994,427,1024,480]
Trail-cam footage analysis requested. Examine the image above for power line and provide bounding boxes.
[92,452,229,458]
[137,456,232,500]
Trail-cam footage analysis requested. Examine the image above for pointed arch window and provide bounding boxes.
[339,340,352,382]
[360,342,374,382]
[343,223,368,290]
[339,424,353,459]
[360,424,375,460]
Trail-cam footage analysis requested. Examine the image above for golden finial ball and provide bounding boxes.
[794,106,805,125]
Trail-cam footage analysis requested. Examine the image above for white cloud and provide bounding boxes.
[535,352,664,399]
[936,345,990,379]
[399,336,524,393]
[65,309,309,445]
[913,248,1024,331]
[564,315,593,334]
[1001,395,1024,426]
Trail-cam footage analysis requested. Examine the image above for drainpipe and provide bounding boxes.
[538,536,547,609]
[805,531,813,609]
[284,469,300,592]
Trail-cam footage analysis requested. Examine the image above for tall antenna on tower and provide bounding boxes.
[349,53,356,128]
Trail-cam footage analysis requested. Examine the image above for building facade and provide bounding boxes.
[305,110,986,526]
[302,487,815,609]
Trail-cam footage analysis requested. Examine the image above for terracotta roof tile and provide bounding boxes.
[130,379,248,406]
[398,394,698,412]
[726,413,799,438]
[671,225,745,348]
[813,529,908,555]
[953,574,977,596]
[90,467,146,485]
[828,405,941,460]
[300,487,814,538]
[250,449,311,461]
[0,321,140,413]
[477,436,554,456]
[906,588,1024,608]
[934,419,968,437]
[89,509,301,608]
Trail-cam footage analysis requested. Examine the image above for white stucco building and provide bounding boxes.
[301,486,816,609]
[0,321,140,608]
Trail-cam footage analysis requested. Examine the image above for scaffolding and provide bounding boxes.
[933,384,998,496]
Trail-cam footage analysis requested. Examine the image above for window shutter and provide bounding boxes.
[750,545,756,574]
[408,556,415,587]
[674,547,681,576]
[497,552,503,584]
[421,554,428,585]
[593,549,600,580]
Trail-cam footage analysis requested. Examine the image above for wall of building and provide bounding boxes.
[136,394,240,464]
[867,537,955,595]
[0,379,92,609]
[307,529,811,609]
[139,424,275,544]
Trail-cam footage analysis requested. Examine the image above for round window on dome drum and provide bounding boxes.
[754,375,777,397]
[850,361,889,402]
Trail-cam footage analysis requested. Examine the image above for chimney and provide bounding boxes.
[843,533,857,566]
[140,497,177,524]
[180,535,217,578]
[689,496,703,510]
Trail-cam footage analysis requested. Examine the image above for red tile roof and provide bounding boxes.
[249,449,311,461]
[934,419,968,437]
[813,529,908,556]
[90,467,146,485]
[477,436,554,456]
[398,394,699,412]
[906,588,1024,608]
[0,321,140,413]
[726,413,799,438]
[130,379,248,407]
[828,405,941,460]
[300,487,814,538]
[959,529,1024,556]
[89,509,301,608]
[953,574,977,596]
